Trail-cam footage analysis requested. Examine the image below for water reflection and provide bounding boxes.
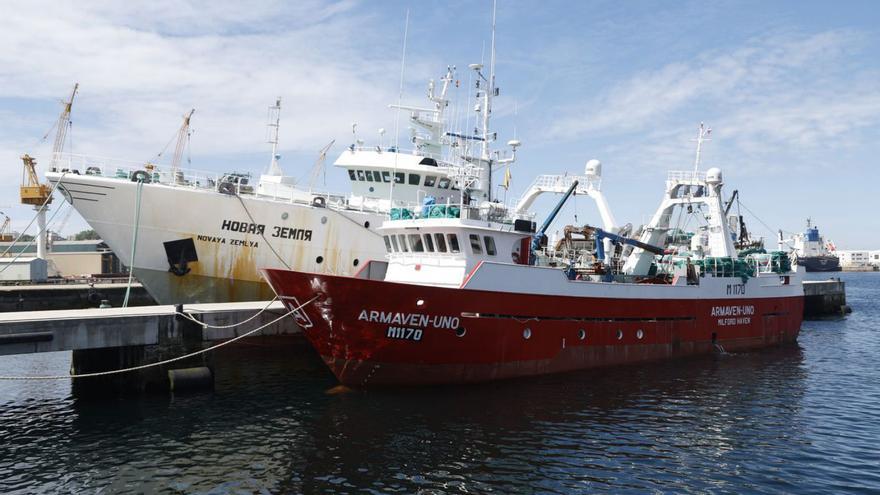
[6,271,880,494]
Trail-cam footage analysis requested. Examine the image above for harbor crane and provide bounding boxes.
[20,83,78,260]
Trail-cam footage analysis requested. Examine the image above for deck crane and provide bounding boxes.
[21,83,78,260]
[0,213,13,242]
[308,140,335,191]
[170,109,195,183]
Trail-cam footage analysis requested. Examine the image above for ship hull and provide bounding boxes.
[797,256,840,272]
[47,173,387,304]
[262,268,804,386]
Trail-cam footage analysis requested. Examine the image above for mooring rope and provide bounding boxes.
[174,296,280,329]
[0,295,317,380]
[122,179,145,307]
[234,194,292,270]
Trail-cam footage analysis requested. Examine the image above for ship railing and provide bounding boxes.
[51,152,221,190]
[341,146,489,172]
[254,180,351,207]
[387,199,534,224]
[343,145,447,162]
[667,170,708,182]
[526,174,592,193]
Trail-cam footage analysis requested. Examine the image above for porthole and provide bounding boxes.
[353,259,359,267]
[316,256,324,264]
[321,216,328,225]
[578,329,586,340]
[636,329,644,340]
[416,299,424,306]
[369,186,375,192]
[281,212,289,220]
[616,329,623,340]
[455,327,466,337]
[364,221,371,229]
[523,328,532,340]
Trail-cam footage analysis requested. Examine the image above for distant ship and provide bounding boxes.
[780,219,840,272]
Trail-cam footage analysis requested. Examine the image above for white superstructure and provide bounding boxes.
[44,64,580,304]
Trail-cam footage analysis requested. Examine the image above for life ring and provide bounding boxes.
[130,170,151,183]
[312,196,326,208]
[218,182,236,195]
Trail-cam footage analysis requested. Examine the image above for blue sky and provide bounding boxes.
[0,0,878,247]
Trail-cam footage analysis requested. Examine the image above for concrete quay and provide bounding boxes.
[803,279,850,318]
[0,300,297,394]
[0,281,155,312]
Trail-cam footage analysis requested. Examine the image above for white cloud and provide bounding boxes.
[541,29,880,174]
[0,1,445,234]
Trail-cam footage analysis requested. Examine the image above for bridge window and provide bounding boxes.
[348,170,356,181]
[356,170,365,181]
[408,234,424,252]
[438,178,450,189]
[447,234,460,253]
[483,236,497,256]
[423,234,435,252]
[424,175,437,187]
[394,172,405,184]
[374,170,384,182]
[365,171,374,182]
[382,171,391,182]
[398,234,409,252]
[408,173,420,185]
[383,236,392,253]
[469,234,483,254]
[434,233,447,252]
[390,235,400,252]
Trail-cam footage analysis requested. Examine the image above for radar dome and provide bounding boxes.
[706,167,723,185]
[585,159,602,177]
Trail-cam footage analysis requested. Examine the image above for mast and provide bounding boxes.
[467,1,499,203]
[266,98,282,176]
[692,122,711,178]
[483,0,497,201]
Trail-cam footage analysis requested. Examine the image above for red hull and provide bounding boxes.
[262,269,804,386]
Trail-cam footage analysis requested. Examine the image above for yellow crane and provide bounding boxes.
[0,213,13,242]
[20,83,78,259]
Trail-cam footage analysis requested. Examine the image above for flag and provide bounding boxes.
[502,166,512,190]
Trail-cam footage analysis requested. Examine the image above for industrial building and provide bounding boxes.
[0,240,124,281]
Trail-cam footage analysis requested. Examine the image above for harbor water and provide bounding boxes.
[0,273,878,494]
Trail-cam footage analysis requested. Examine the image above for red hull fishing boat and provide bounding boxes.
[263,114,804,386]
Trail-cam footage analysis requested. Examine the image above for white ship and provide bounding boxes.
[44,65,582,304]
